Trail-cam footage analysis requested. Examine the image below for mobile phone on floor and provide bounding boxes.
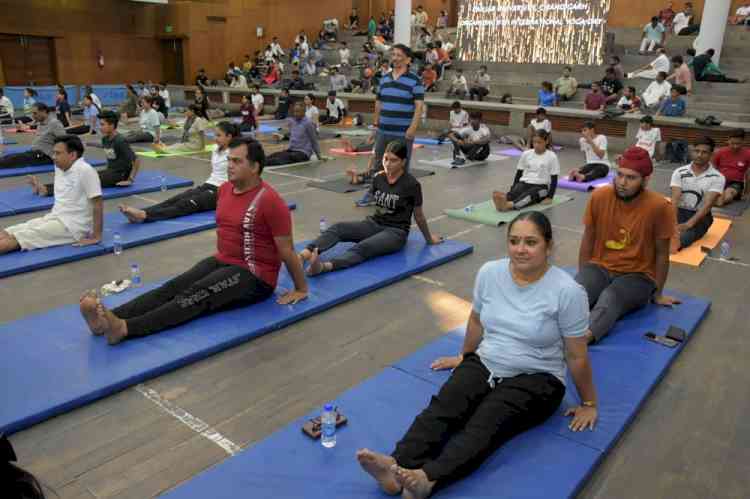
[302,410,348,439]
[644,332,679,348]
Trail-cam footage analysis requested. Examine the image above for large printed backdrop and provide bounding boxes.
[456,0,611,65]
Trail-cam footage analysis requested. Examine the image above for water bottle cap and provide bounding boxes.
[323,403,334,411]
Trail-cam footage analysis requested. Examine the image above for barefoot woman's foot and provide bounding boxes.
[119,204,147,223]
[356,449,401,495]
[492,191,510,212]
[80,291,107,335]
[98,304,129,345]
[306,248,328,276]
[392,466,435,499]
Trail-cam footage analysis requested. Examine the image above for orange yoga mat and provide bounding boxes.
[670,218,732,266]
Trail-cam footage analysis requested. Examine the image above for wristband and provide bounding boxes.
[582,401,597,408]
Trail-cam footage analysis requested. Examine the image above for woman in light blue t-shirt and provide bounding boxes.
[357,211,598,498]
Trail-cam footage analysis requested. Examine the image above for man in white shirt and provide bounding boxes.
[329,67,350,92]
[339,42,351,67]
[445,69,468,99]
[438,101,469,143]
[251,86,265,117]
[673,3,699,35]
[641,72,672,111]
[567,121,611,183]
[270,37,285,58]
[634,116,662,159]
[0,88,15,120]
[469,65,491,101]
[670,136,724,252]
[446,111,491,166]
[640,16,666,54]
[123,96,161,143]
[629,48,671,79]
[320,90,346,125]
[1,135,102,253]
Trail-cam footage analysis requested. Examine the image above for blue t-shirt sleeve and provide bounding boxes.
[472,262,492,314]
[558,280,589,338]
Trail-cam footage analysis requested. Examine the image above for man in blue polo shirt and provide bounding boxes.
[656,87,686,117]
[357,43,424,207]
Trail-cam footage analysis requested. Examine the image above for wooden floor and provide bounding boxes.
[3,132,749,499]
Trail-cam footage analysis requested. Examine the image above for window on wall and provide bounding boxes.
[0,34,56,85]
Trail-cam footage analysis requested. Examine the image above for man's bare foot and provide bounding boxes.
[80,291,107,336]
[306,248,329,276]
[492,191,511,212]
[119,204,147,223]
[356,449,401,495]
[97,304,129,345]
[392,466,435,499]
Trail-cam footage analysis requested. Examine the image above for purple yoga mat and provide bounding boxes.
[558,173,614,192]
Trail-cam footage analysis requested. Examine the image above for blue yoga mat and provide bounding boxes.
[415,137,443,146]
[0,203,296,279]
[0,145,33,156]
[1,138,18,145]
[0,171,192,216]
[163,291,709,499]
[0,157,107,179]
[0,236,473,434]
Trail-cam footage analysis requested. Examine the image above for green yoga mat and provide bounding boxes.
[445,195,573,226]
[136,144,217,158]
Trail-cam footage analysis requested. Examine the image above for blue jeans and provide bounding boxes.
[373,131,414,173]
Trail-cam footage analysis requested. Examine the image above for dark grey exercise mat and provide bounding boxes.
[713,199,749,218]
[307,168,435,193]
[85,136,180,148]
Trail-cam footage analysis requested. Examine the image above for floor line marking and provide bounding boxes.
[705,256,750,268]
[136,384,241,456]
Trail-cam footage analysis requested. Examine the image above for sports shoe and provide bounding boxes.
[451,157,466,167]
[355,191,375,207]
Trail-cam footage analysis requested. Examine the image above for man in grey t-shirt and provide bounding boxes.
[0,103,66,169]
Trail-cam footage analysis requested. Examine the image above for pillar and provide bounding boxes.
[694,0,732,63]
[394,0,412,46]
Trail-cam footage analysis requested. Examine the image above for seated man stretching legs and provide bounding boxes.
[670,137,725,252]
[493,130,559,212]
[1,135,102,254]
[0,103,66,169]
[446,111,491,166]
[119,122,239,223]
[265,102,323,166]
[575,146,680,344]
[299,140,442,275]
[80,137,308,345]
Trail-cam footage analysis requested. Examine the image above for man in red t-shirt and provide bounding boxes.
[713,129,750,206]
[80,137,308,345]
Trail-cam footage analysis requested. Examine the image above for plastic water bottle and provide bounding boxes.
[720,241,730,260]
[160,175,168,192]
[321,404,336,448]
[113,232,123,256]
[319,217,327,233]
[130,262,142,288]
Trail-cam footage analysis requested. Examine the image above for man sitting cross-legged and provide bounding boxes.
[575,146,680,344]
[446,111,491,167]
[79,138,308,345]
[669,136,725,253]
[1,135,102,254]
